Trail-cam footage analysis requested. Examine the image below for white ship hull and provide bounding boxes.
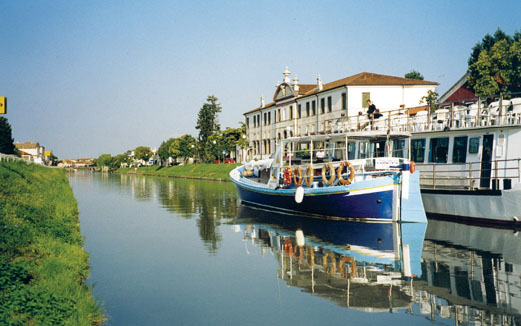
[420,188,521,226]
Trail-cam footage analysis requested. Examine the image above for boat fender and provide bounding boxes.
[295,229,305,246]
[283,167,293,185]
[337,161,355,185]
[293,166,303,186]
[304,164,314,186]
[409,161,416,174]
[321,162,336,185]
[295,186,304,204]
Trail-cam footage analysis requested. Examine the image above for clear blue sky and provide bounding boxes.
[1,0,520,158]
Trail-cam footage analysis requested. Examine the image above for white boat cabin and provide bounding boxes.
[319,96,521,192]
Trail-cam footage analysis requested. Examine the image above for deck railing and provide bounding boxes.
[303,94,521,135]
[417,158,521,190]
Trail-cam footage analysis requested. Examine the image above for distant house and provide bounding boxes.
[57,158,94,168]
[75,158,94,168]
[15,142,47,164]
[438,72,476,104]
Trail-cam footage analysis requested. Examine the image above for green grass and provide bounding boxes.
[117,163,239,180]
[0,160,104,325]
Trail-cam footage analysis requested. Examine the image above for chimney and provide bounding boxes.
[260,96,265,108]
[293,75,299,92]
[283,66,291,83]
[317,75,323,91]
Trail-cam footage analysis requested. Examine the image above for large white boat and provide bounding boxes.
[322,95,521,226]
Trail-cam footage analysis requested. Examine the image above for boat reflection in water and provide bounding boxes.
[416,220,521,325]
[234,205,427,313]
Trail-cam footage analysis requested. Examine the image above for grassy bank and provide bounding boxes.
[0,161,103,325]
[117,163,239,181]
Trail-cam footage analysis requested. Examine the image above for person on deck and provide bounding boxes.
[366,99,382,120]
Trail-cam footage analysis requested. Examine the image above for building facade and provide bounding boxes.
[244,68,438,160]
[14,142,48,164]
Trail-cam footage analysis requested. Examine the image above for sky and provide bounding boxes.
[1,0,520,159]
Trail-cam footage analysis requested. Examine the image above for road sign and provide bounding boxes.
[0,97,5,114]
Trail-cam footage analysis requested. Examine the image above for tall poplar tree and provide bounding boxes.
[195,95,222,161]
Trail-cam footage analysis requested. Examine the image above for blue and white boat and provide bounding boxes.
[230,130,426,223]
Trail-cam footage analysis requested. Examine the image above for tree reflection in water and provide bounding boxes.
[119,174,239,253]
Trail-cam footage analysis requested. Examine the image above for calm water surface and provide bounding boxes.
[69,172,521,326]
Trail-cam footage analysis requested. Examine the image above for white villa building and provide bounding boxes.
[243,67,438,160]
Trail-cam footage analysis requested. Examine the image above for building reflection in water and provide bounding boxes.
[234,205,521,325]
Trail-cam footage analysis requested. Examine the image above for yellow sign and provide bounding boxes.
[0,97,5,114]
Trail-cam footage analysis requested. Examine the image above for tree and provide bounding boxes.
[467,28,521,96]
[177,134,197,161]
[404,70,424,80]
[195,96,222,161]
[114,153,130,167]
[158,138,176,164]
[134,146,152,163]
[0,117,17,155]
[420,90,439,114]
[95,154,114,167]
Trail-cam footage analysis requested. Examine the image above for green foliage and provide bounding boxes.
[0,117,17,155]
[94,153,114,168]
[0,161,104,325]
[196,96,222,161]
[134,146,152,162]
[420,90,439,113]
[114,153,130,167]
[404,70,424,80]
[467,28,521,96]
[176,134,196,159]
[196,95,222,143]
[158,138,176,162]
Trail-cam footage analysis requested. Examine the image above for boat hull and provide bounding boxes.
[421,189,521,227]
[234,182,394,221]
[231,168,426,223]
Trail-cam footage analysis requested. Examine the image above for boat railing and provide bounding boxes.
[281,157,406,177]
[417,158,521,190]
[307,93,521,135]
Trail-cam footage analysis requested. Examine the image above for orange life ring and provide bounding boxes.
[337,161,355,185]
[304,165,314,186]
[283,167,293,185]
[409,161,416,174]
[321,162,335,185]
[293,166,303,186]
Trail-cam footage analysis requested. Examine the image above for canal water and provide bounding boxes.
[69,172,521,326]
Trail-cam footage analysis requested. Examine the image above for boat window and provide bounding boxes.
[296,144,310,159]
[334,142,345,161]
[429,137,449,163]
[348,142,356,160]
[372,141,386,158]
[469,137,479,154]
[452,136,468,163]
[393,139,406,158]
[359,141,370,159]
[411,139,426,163]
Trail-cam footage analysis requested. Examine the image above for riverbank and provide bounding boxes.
[116,163,239,181]
[0,161,104,325]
